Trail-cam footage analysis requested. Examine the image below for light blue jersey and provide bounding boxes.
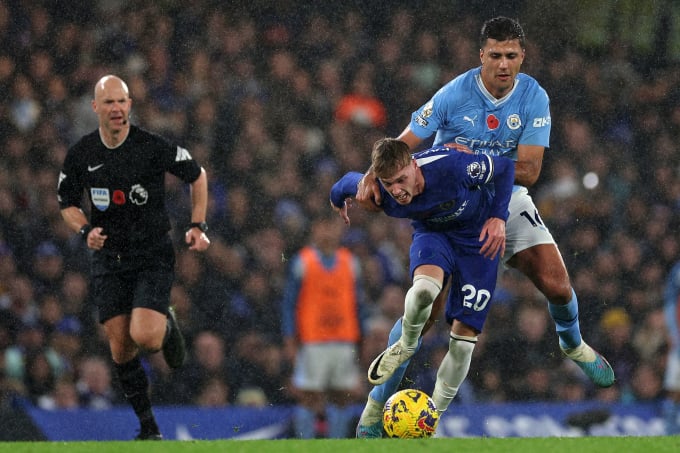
[410,67,551,165]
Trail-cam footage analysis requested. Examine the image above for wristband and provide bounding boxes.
[79,224,93,240]
[189,221,208,233]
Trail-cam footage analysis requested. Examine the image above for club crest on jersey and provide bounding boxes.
[130,184,149,205]
[507,114,521,130]
[91,188,110,211]
[486,114,499,130]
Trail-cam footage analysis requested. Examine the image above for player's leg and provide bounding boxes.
[293,390,325,438]
[662,352,680,434]
[367,265,444,385]
[431,325,477,414]
[325,344,361,438]
[291,343,331,438]
[431,242,495,415]
[357,280,450,438]
[505,188,614,387]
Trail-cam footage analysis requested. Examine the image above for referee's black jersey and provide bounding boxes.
[57,125,202,253]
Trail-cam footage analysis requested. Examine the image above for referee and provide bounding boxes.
[57,75,210,440]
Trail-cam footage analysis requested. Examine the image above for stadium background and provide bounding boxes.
[1,0,679,439]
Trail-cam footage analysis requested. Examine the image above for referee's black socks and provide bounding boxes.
[114,356,160,435]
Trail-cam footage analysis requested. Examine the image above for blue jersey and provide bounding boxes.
[410,67,550,167]
[331,146,514,237]
[330,146,514,331]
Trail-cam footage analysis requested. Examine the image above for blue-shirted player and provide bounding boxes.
[355,16,614,438]
[663,261,680,434]
[331,137,514,425]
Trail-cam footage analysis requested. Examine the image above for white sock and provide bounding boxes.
[401,275,441,349]
[432,334,477,413]
[562,341,596,362]
[358,396,383,426]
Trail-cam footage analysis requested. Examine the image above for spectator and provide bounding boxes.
[76,355,120,410]
[173,331,231,405]
[281,213,368,438]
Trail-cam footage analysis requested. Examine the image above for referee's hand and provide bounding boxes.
[185,228,210,251]
[86,227,107,251]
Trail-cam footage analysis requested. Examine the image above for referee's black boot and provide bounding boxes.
[135,429,163,441]
[162,306,186,369]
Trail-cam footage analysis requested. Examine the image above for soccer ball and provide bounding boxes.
[383,389,440,438]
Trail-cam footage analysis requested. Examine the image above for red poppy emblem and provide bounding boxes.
[486,114,499,130]
[112,190,126,205]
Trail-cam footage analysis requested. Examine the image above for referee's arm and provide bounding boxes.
[60,206,89,236]
[189,167,208,224]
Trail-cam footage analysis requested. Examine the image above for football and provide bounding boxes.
[383,389,440,438]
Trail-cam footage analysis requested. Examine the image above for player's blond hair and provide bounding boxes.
[371,138,411,180]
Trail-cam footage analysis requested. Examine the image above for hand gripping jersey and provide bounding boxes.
[410,67,550,166]
[331,146,514,238]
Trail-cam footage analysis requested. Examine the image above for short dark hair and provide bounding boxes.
[371,138,412,180]
[479,16,525,49]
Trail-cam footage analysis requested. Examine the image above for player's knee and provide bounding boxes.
[543,278,572,305]
[533,269,572,304]
[409,275,442,309]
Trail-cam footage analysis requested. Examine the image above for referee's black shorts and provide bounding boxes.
[91,236,176,323]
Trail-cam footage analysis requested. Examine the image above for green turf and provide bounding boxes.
[1,437,679,453]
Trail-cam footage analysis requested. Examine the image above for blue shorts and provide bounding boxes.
[409,229,499,332]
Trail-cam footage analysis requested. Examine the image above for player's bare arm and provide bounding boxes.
[514,144,544,187]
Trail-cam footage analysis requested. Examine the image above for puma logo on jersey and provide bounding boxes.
[175,146,192,162]
[463,115,477,126]
[88,164,104,172]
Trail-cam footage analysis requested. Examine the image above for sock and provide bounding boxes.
[548,289,582,349]
[114,356,158,433]
[367,318,423,408]
[293,405,317,439]
[358,396,384,426]
[326,404,351,438]
[432,334,476,413]
[402,275,441,349]
[662,398,680,435]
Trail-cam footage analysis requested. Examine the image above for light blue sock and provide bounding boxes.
[293,405,317,439]
[662,398,680,434]
[548,289,582,349]
[326,404,351,438]
[369,318,423,405]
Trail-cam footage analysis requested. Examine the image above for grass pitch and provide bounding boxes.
[1,437,679,453]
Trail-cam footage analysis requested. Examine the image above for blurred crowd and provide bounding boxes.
[1,0,680,415]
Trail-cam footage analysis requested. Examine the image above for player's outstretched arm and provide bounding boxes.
[330,171,369,225]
